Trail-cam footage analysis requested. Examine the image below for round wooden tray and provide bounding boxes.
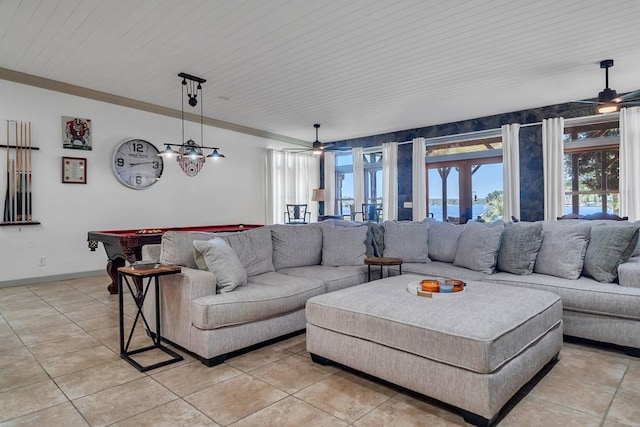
[407,281,466,298]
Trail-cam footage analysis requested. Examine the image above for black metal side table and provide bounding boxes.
[117,264,183,372]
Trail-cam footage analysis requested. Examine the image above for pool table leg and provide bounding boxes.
[106,258,143,300]
[107,258,126,294]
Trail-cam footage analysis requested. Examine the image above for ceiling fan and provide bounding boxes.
[285,124,334,154]
[310,123,333,154]
[573,59,640,113]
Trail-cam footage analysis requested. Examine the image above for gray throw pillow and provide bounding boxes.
[583,225,639,283]
[428,221,464,263]
[271,224,323,270]
[321,224,368,266]
[220,227,274,277]
[382,221,430,263]
[322,219,379,257]
[534,222,591,280]
[193,238,247,292]
[161,231,216,268]
[497,222,544,275]
[453,221,504,274]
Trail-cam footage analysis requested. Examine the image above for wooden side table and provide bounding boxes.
[364,257,403,282]
[117,264,183,372]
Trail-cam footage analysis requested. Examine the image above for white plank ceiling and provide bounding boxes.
[1,0,640,143]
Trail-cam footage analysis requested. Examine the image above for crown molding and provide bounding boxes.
[0,67,309,147]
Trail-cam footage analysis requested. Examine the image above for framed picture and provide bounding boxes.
[62,157,87,184]
[62,116,92,150]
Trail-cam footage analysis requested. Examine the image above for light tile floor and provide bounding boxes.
[1,274,639,426]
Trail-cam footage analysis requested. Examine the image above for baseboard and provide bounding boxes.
[0,270,105,288]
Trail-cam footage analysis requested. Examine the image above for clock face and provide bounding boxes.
[112,139,164,189]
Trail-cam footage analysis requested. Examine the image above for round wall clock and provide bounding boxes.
[112,139,164,189]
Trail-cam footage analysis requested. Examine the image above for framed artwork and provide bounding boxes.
[62,156,87,184]
[62,116,92,150]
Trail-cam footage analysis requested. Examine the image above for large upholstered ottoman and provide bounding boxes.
[306,274,563,426]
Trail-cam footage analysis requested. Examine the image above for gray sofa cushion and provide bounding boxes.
[191,272,324,329]
[428,221,464,263]
[271,224,323,270]
[534,222,591,280]
[219,226,274,277]
[497,222,544,275]
[382,221,430,262]
[161,231,216,268]
[279,265,369,293]
[193,238,247,292]
[454,221,504,274]
[583,225,639,283]
[321,224,368,266]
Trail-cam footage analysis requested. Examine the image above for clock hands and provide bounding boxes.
[129,161,156,166]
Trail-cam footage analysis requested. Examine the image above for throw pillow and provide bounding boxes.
[382,221,430,263]
[453,221,504,274]
[220,226,274,276]
[160,231,215,268]
[321,224,368,266]
[583,225,640,283]
[497,222,544,275]
[322,219,379,257]
[193,238,247,292]
[271,224,323,270]
[534,222,591,280]
[428,221,464,263]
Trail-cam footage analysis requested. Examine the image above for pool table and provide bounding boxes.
[88,224,262,294]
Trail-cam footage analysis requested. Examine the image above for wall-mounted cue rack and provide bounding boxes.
[1,120,40,226]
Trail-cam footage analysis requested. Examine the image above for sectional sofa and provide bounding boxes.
[141,218,640,366]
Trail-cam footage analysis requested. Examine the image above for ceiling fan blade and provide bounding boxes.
[571,100,600,105]
[616,89,640,102]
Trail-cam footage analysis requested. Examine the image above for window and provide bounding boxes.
[334,150,383,218]
[425,132,503,223]
[563,119,620,215]
[335,153,354,218]
[363,152,382,206]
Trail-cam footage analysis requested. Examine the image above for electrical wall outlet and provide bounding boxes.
[39,256,46,266]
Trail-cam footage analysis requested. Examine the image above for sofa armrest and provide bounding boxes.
[143,267,217,349]
[618,256,640,288]
[141,243,161,261]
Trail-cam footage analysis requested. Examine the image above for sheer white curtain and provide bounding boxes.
[382,142,398,221]
[620,107,640,221]
[324,152,336,216]
[353,147,364,218]
[265,149,320,224]
[412,138,427,220]
[502,124,520,221]
[542,118,565,220]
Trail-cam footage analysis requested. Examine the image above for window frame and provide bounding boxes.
[563,115,620,216]
[425,131,503,223]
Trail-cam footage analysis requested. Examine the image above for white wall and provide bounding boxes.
[0,80,294,284]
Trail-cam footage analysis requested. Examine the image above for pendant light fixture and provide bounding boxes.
[158,73,226,177]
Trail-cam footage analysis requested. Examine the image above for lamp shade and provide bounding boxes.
[311,189,325,202]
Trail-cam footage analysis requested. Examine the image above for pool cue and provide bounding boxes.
[12,121,17,222]
[16,122,22,222]
[3,121,9,222]
[21,121,26,221]
[11,159,16,223]
[27,121,32,221]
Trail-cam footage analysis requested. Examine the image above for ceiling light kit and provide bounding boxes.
[158,73,225,177]
[574,60,640,114]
